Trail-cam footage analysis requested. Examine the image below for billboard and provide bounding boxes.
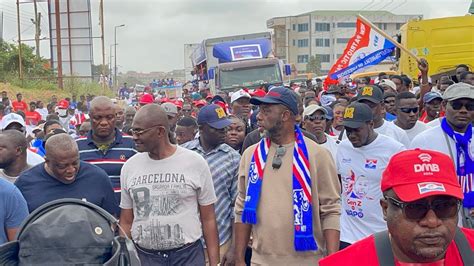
[48,0,93,79]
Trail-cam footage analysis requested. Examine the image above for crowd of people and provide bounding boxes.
[0,58,473,265]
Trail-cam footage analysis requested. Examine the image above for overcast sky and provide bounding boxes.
[1,0,472,72]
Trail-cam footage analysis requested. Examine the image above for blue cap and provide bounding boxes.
[249,86,298,115]
[323,106,334,120]
[423,91,443,103]
[197,104,232,129]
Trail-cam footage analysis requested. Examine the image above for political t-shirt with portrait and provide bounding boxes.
[120,146,217,250]
[336,134,405,244]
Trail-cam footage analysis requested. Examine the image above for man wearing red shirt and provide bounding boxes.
[24,102,42,127]
[11,93,28,112]
[320,149,473,266]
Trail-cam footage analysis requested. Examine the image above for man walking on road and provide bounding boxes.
[234,87,341,265]
[393,92,429,141]
[182,104,240,263]
[119,104,220,266]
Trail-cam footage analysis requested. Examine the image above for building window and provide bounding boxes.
[396,23,404,30]
[336,38,350,44]
[298,23,309,32]
[292,39,296,46]
[337,22,356,28]
[315,38,330,47]
[375,23,387,30]
[292,24,296,31]
[297,55,309,63]
[315,23,330,31]
[316,54,330,63]
[297,39,309,47]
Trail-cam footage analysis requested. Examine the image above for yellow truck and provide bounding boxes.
[398,15,474,80]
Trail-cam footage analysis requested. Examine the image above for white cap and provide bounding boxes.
[379,79,396,91]
[0,113,26,130]
[161,102,178,117]
[303,104,328,117]
[230,89,251,104]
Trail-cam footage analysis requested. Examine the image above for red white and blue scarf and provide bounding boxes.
[242,126,317,251]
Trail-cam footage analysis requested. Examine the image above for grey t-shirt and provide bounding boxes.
[120,146,217,250]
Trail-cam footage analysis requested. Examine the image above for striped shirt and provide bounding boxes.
[182,139,240,245]
[76,129,136,202]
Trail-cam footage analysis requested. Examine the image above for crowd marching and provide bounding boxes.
[0,58,473,265]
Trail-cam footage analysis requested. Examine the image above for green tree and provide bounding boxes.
[306,55,321,75]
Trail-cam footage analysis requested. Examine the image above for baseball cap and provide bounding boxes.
[443,82,474,101]
[342,102,373,128]
[161,102,178,117]
[0,113,26,130]
[249,89,266,98]
[303,104,329,119]
[378,79,396,91]
[323,106,334,120]
[381,149,463,202]
[250,86,298,115]
[193,99,207,107]
[230,89,251,104]
[139,94,154,105]
[327,85,343,95]
[197,104,231,129]
[356,85,384,103]
[423,91,443,103]
[57,99,69,109]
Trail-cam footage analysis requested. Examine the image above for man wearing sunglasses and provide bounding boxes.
[336,102,405,250]
[394,92,429,141]
[321,149,474,265]
[411,82,474,228]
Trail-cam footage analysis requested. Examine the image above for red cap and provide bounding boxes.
[173,100,183,109]
[381,149,463,202]
[139,94,154,105]
[57,99,69,109]
[193,99,207,107]
[250,89,266,98]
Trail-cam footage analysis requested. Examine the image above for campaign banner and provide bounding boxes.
[230,44,263,61]
[325,18,396,85]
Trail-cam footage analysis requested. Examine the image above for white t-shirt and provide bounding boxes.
[337,134,406,244]
[400,121,430,141]
[120,146,217,250]
[375,120,410,147]
[426,118,442,128]
[321,134,338,163]
[27,150,44,166]
[0,165,32,183]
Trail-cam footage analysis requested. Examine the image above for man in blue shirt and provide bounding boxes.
[15,133,118,216]
[0,178,28,244]
[76,96,136,204]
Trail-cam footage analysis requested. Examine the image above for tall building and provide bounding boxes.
[267,10,421,74]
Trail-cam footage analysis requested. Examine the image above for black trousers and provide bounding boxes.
[135,240,205,266]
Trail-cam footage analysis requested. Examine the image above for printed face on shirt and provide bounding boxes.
[382,190,458,263]
[90,104,116,139]
[444,98,474,132]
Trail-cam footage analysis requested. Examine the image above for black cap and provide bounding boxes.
[342,102,373,128]
[356,85,383,103]
[250,86,298,115]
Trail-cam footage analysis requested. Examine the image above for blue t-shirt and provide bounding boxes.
[15,162,119,216]
[0,178,29,244]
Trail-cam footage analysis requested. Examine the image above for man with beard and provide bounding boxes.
[233,86,340,265]
[182,104,240,263]
[411,82,474,228]
[0,130,32,183]
[76,96,136,203]
[119,104,219,265]
[394,92,429,141]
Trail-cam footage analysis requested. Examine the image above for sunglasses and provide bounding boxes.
[272,146,287,169]
[450,101,474,111]
[386,196,460,220]
[130,125,163,136]
[305,115,326,122]
[399,107,419,114]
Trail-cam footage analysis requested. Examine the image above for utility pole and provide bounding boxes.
[16,0,23,82]
[32,0,41,58]
[54,0,63,89]
[0,11,3,41]
[114,24,125,90]
[99,0,106,90]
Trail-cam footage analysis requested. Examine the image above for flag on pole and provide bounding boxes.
[324,17,396,86]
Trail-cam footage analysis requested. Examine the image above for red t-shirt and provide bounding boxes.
[319,228,474,266]
[12,100,28,112]
[24,111,42,126]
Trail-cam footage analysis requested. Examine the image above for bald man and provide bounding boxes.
[15,133,118,215]
[76,96,136,204]
[119,104,220,266]
[0,130,31,183]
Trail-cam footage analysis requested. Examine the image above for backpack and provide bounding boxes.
[0,198,140,266]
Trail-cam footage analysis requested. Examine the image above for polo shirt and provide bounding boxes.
[319,228,474,266]
[15,162,118,216]
[76,129,136,202]
[182,139,240,246]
